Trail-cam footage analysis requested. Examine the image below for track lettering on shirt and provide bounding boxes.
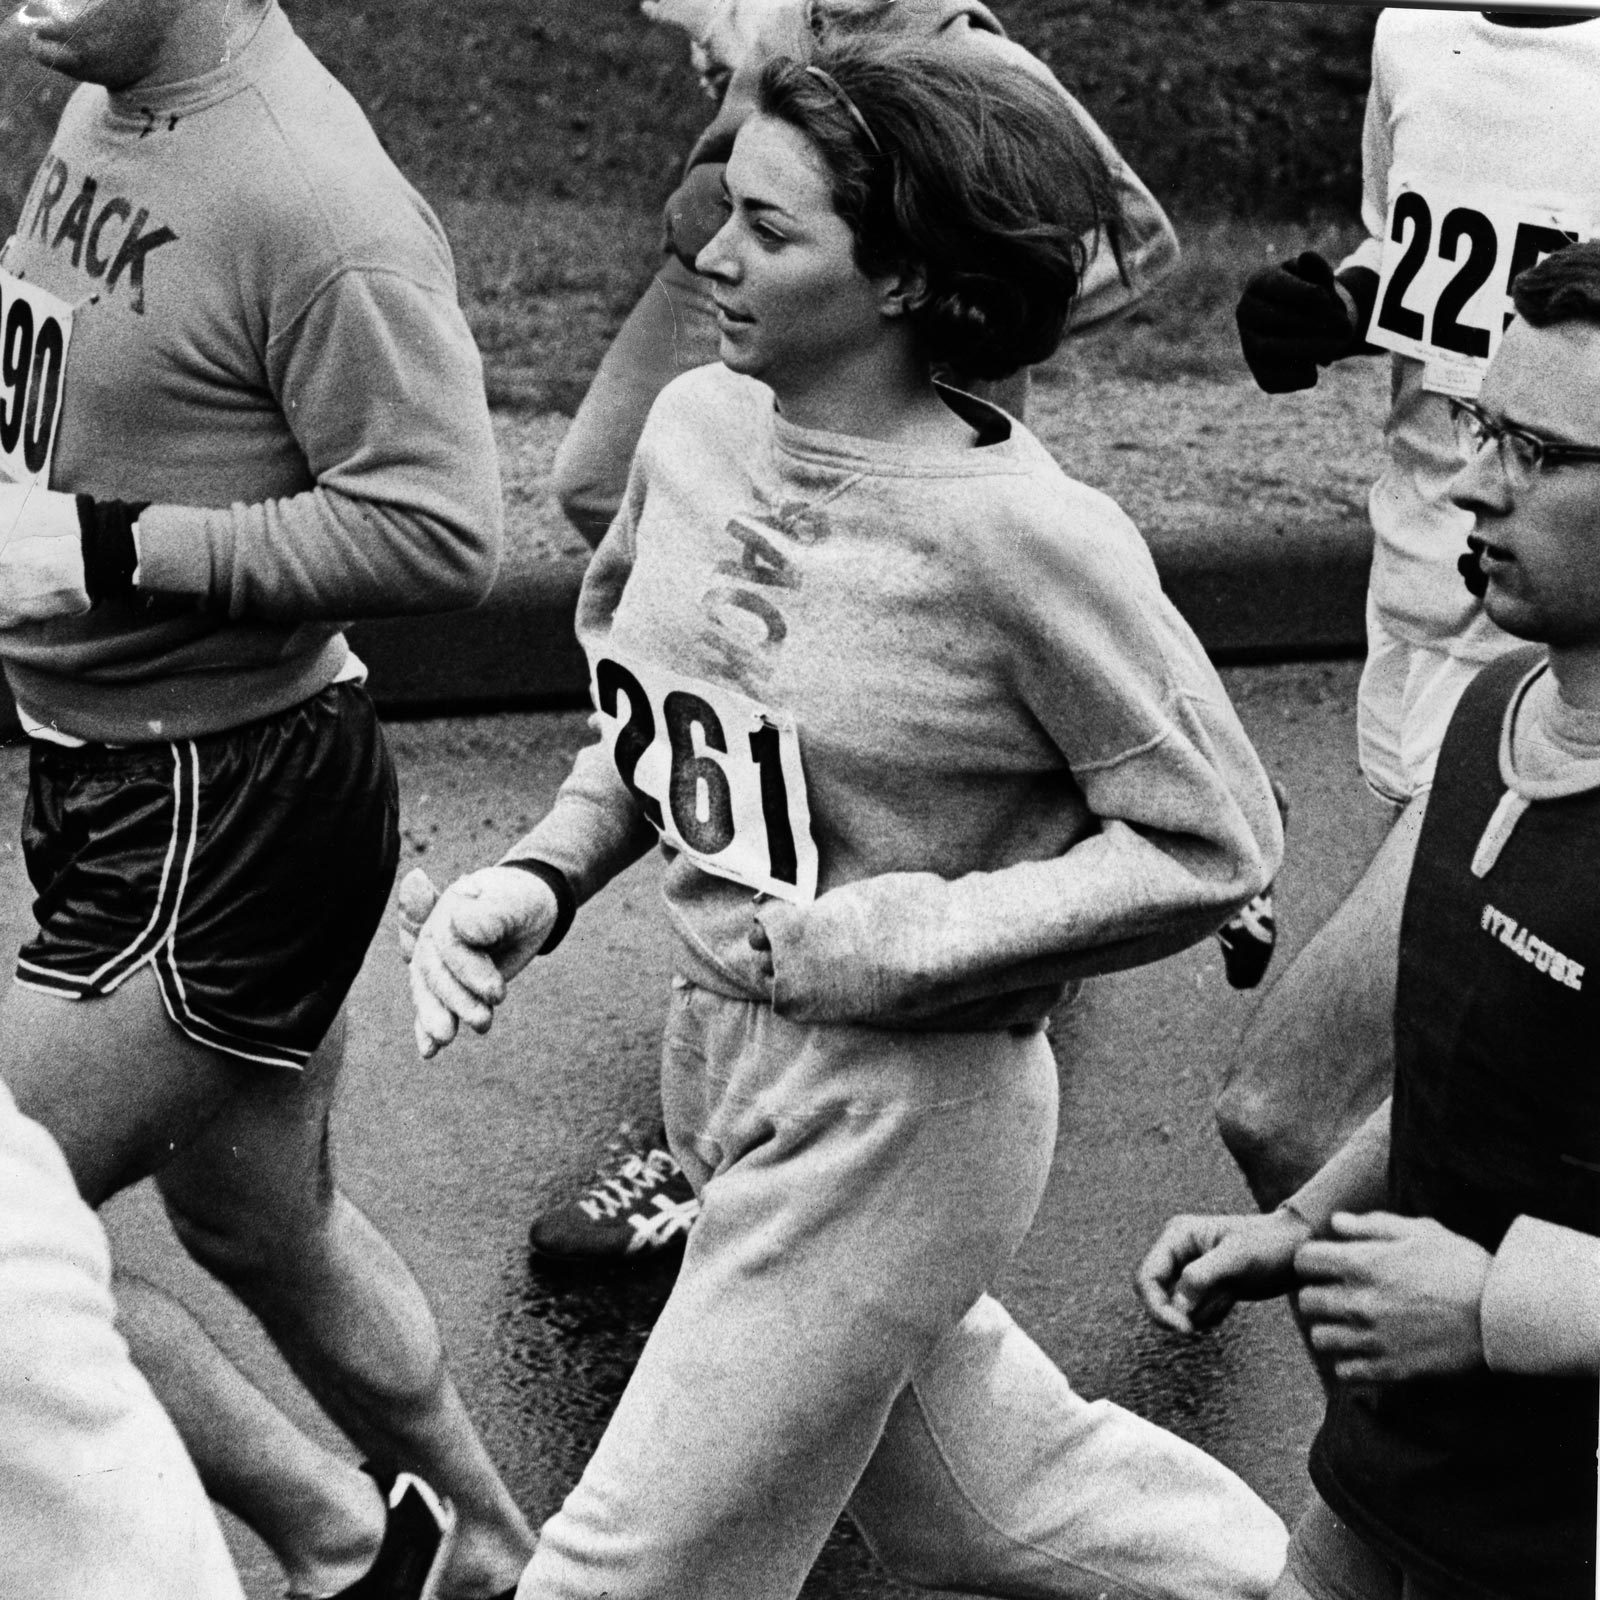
[1370,178,1595,398]
[23,157,178,316]
[593,647,818,904]
[0,269,73,485]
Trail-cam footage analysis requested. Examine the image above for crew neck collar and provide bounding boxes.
[103,0,280,124]
[1499,658,1600,799]
[769,382,1016,470]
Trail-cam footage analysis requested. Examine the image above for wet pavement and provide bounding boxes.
[69,657,1384,1597]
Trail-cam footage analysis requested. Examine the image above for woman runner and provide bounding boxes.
[408,38,1287,1600]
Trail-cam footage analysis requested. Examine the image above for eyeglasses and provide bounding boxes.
[1451,397,1600,489]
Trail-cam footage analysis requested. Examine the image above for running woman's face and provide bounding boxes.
[1450,317,1600,653]
[20,0,204,90]
[696,114,907,404]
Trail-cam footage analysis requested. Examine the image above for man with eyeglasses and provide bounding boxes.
[1218,5,1600,1214]
[1136,236,1600,1600]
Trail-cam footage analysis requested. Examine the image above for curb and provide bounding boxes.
[0,515,1369,745]
[348,515,1372,714]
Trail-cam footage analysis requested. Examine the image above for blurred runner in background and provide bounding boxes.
[1218,5,1600,1210]
[0,1075,244,1600]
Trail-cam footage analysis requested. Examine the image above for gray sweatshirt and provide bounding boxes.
[513,366,1283,1031]
[0,3,500,742]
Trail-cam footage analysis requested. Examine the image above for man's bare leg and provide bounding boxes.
[1216,796,1427,1210]
[153,1014,533,1595]
[2,970,533,1598]
[116,1278,392,1595]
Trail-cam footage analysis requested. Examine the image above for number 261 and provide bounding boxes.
[597,658,800,887]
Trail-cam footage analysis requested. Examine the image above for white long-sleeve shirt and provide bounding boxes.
[1340,9,1600,656]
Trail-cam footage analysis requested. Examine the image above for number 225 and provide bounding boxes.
[1376,196,1574,359]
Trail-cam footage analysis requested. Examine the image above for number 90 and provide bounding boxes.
[0,289,66,478]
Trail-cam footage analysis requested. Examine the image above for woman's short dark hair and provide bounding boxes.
[756,40,1126,381]
[1512,240,1600,331]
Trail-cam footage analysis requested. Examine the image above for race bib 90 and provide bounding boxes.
[0,267,73,485]
[1370,181,1594,399]
[592,648,819,904]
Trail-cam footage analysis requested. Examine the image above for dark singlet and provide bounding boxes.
[1311,647,1600,1600]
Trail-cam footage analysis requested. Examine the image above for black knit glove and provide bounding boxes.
[1235,251,1365,394]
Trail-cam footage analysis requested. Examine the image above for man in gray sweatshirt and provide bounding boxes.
[0,0,532,1593]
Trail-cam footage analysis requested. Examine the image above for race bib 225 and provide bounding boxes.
[1370,181,1594,398]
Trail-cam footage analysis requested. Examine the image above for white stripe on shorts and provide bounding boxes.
[15,741,311,1071]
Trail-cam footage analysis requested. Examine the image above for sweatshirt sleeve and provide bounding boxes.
[494,458,661,906]
[131,264,503,620]
[1479,1215,1600,1378]
[761,495,1283,1024]
[1338,30,1389,281]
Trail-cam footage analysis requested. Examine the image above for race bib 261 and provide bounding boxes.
[0,268,73,486]
[592,648,819,904]
[1370,181,1595,398]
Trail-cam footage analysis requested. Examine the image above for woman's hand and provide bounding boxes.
[1136,1210,1311,1335]
[405,866,558,1059]
[1296,1212,1492,1381]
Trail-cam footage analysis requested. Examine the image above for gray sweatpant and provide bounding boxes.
[521,979,1286,1599]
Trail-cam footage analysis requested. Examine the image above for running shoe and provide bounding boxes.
[1217,889,1277,989]
[333,1470,456,1600]
[527,1123,700,1265]
[1218,778,1290,990]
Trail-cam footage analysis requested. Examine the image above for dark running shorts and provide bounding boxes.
[16,682,399,1070]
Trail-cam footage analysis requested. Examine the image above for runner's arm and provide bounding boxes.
[1338,35,1390,288]
[1137,1100,1392,1334]
[493,467,662,908]
[1283,1107,1600,1379]
[1278,1098,1393,1232]
[757,500,1283,1022]
[1479,1216,1600,1377]
[1330,33,1389,344]
[128,265,503,620]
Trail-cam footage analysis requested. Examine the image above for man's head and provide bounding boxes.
[1450,243,1600,655]
[21,0,257,92]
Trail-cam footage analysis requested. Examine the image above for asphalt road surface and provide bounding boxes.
[29,657,1388,1598]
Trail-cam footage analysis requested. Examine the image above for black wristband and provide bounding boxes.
[76,496,147,603]
[499,858,577,954]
